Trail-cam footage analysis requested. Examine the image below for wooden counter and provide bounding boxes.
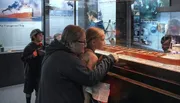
[95,45,180,103]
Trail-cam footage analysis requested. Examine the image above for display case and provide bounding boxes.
[95,45,180,103]
[94,0,180,103]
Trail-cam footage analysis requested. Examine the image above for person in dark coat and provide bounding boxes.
[21,29,45,103]
[37,25,119,103]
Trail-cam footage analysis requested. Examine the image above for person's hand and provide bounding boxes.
[111,53,119,62]
[33,50,38,57]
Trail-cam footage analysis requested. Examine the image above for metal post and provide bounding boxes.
[74,0,77,25]
[42,0,46,45]
[126,1,132,48]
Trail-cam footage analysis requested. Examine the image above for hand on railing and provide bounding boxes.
[111,53,119,63]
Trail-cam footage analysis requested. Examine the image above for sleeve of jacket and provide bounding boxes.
[63,54,116,86]
[21,45,35,62]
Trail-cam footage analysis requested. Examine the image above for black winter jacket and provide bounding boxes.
[37,40,115,103]
[21,42,44,80]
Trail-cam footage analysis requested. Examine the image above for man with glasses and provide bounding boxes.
[37,25,119,103]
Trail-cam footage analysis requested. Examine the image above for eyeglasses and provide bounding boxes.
[77,40,86,43]
[76,40,87,46]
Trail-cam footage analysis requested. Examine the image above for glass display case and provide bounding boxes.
[44,0,117,45]
[92,0,180,73]
[81,1,180,102]
[157,11,180,53]
[131,0,171,52]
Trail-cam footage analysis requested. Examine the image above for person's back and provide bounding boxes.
[38,41,86,103]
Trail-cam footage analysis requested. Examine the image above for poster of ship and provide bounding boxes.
[0,0,42,21]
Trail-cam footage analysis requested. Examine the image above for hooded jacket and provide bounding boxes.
[37,40,115,103]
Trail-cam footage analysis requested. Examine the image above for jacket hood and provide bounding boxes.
[45,40,72,55]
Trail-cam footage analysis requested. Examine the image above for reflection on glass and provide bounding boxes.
[161,17,180,53]
[48,0,74,44]
[77,0,116,45]
[131,0,171,52]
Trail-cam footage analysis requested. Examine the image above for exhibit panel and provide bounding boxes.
[0,0,43,88]
[0,0,43,52]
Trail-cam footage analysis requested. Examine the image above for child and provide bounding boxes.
[81,27,107,103]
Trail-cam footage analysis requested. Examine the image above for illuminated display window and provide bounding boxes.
[131,0,174,52]
[0,0,42,52]
[0,0,179,54]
